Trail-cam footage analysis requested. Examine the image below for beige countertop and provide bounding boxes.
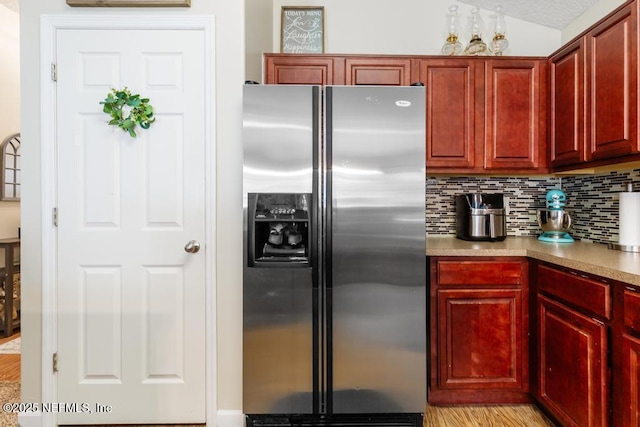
[426,235,640,286]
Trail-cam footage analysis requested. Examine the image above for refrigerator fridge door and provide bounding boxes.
[326,86,426,414]
[242,85,320,414]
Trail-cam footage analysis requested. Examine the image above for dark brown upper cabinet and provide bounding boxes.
[550,1,640,170]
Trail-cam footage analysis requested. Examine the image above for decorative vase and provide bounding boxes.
[441,5,463,56]
[464,7,488,56]
[489,6,509,56]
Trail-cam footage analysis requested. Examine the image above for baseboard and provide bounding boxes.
[17,411,43,427]
[18,410,242,427]
[217,409,245,427]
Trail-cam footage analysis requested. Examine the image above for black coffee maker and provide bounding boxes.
[455,193,507,241]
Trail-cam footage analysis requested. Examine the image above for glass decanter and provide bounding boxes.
[489,6,509,56]
[441,5,463,56]
[464,7,487,56]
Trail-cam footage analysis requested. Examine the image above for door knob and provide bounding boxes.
[184,240,200,253]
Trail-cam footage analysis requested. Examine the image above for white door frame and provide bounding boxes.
[37,14,217,427]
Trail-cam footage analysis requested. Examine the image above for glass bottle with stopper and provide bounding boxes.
[464,7,488,56]
[441,5,463,55]
[489,6,509,56]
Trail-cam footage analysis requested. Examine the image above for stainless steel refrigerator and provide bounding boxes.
[243,84,426,427]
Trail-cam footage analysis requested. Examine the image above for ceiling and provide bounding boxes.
[455,0,599,30]
[0,0,600,30]
[0,0,18,13]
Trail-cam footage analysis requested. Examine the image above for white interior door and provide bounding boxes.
[55,28,207,424]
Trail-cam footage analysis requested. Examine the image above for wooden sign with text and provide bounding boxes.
[281,7,324,54]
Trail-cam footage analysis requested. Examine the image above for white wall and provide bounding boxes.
[0,203,20,238]
[20,0,245,416]
[271,0,561,57]
[245,0,272,83]
[0,5,20,139]
[0,5,21,245]
[562,0,626,43]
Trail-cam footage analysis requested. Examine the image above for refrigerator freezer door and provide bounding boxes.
[243,268,315,414]
[327,86,426,414]
[242,85,317,194]
[242,85,319,414]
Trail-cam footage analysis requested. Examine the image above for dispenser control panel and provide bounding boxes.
[254,193,309,221]
[248,193,312,266]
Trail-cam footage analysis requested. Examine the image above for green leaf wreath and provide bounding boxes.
[100,87,155,138]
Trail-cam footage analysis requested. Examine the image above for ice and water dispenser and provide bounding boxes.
[247,193,312,267]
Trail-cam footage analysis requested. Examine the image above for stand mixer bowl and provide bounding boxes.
[537,209,574,242]
[537,209,572,232]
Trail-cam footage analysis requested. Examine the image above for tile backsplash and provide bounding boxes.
[562,168,640,244]
[426,169,640,245]
[426,176,560,236]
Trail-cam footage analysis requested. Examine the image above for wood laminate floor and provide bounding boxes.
[0,332,20,382]
[424,404,555,426]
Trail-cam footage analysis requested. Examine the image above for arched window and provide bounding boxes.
[1,133,20,201]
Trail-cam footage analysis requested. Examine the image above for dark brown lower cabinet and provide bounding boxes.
[428,256,639,426]
[537,294,608,427]
[429,257,529,404]
[623,287,640,426]
[624,334,640,426]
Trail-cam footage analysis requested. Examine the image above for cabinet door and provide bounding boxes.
[587,3,639,161]
[538,294,608,427]
[550,38,586,167]
[437,288,523,390]
[625,287,640,334]
[345,57,412,85]
[484,60,547,170]
[264,54,345,85]
[624,333,640,427]
[418,59,476,169]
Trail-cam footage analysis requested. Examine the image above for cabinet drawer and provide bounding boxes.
[537,264,611,319]
[625,287,640,333]
[437,260,524,286]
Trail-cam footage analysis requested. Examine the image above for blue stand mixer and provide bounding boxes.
[537,189,574,243]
